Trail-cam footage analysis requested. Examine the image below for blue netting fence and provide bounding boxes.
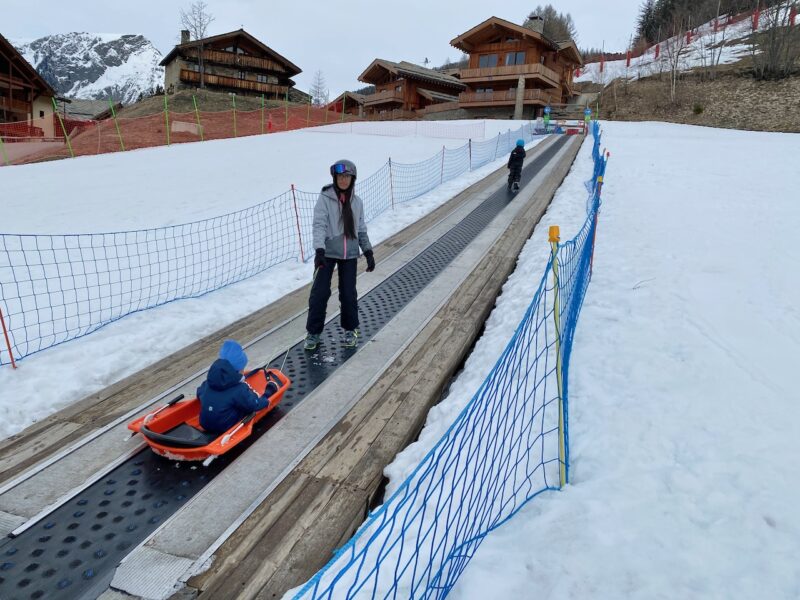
[0,123,545,365]
[290,121,608,600]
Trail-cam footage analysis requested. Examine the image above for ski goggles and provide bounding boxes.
[331,163,353,175]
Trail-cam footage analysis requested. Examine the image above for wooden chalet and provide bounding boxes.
[328,91,365,117]
[357,59,466,117]
[450,16,583,118]
[160,29,301,99]
[0,33,57,137]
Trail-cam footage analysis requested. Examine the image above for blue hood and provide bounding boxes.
[206,358,242,391]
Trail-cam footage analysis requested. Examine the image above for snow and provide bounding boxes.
[576,7,796,86]
[6,115,796,597]
[0,119,537,439]
[374,121,800,599]
[2,123,519,234]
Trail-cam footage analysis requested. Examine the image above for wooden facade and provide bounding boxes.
[160,29,301,99]
[0,33,56,137]
[450,17,583,115]
[357,60,465,117]
[328,91,365,117]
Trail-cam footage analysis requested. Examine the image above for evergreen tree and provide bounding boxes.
[523,5,578,42]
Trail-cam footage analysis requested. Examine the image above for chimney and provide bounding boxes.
[526,14,544,35]
[181,30,190,44]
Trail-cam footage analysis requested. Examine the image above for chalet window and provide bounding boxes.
[505,51,527,66]
[478,54,498,68]
[395,85,402,92]
[188,63,200,72]
[256,74,268,83]
[475,88,493,94]
[39,110,45,118]
[237,71,246,80]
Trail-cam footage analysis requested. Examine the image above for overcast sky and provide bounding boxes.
[6,0,639,94]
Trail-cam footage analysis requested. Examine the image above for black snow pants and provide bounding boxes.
[508,166,522,187]
[306,257,359,335]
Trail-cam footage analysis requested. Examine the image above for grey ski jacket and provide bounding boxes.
[312,185,372,260]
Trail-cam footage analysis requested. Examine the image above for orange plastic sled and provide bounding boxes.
[127,368,291,461]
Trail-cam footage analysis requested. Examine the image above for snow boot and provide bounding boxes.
[304,333,321,351]
[343,329,360,348]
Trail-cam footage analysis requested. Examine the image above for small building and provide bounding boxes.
[357,59,466,118]
[160,29,301,100]
[449,16,583,119]
[0,33,57,137]
[327,91,365,117]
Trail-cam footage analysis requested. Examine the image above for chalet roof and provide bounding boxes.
[358,59,466,90]
[58,98,121,120]
[556,40,583,66]
[450,16,560,53]
[417,88,458,103]
[329,91,366,106]
[0,33,57,97]
[159,29,301,75]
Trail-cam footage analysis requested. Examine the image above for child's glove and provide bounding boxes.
[262,381,279,399]
[364,250,375,272]
[314,248,326,269]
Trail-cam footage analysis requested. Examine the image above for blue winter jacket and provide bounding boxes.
[198,359,268,434]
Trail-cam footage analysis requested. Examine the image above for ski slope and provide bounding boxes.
[377,121,800,599]
[577,6,798,86]
[0,119,536,439]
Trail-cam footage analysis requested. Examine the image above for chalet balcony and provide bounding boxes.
[363,89,404,107]
[0,95,30,113]
[180,69,288,96]
[458,88,558,107]
[182,48,287,74]
[459,63,560,88]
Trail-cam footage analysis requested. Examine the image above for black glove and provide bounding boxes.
[314,248,326,270]
[364,250,375,272]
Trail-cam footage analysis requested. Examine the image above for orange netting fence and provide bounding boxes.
[0,102,363,167]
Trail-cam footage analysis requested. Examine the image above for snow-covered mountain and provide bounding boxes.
[13,33,164,105]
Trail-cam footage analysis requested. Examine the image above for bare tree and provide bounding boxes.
[751,1,800,80]
[663,9,691,104]
[310,70,329,107]
[180,1,215,89]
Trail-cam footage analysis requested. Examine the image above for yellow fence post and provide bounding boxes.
[549,225,566,488]
[52,97,74,158]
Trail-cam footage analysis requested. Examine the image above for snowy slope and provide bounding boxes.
[577,6,798,86]
[374,122,800,599]
[13,33,163,104]
[0,119,535,438]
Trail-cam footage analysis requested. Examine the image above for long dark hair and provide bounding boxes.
[336,184,356,239]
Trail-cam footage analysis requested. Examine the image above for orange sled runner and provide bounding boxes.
[127,368,291,461]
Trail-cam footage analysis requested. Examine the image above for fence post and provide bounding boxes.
[0,306,17,369]
[494,132,500,159]
[440,146,445,184]
[52,97,74,158]
[0,133,9,166]
[261,94,265,135]
[468,138,472,170]
[388,158,395,209]
[109,99,125,152]
[163,95,170,146]
[192,95,204,141]
[290,185,306,263]
[232,94,237,138]
[589,177,602,279]
[549,225,566,487]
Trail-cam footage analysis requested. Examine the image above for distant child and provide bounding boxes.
[198,340,277,434]
[507,139,526,191]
